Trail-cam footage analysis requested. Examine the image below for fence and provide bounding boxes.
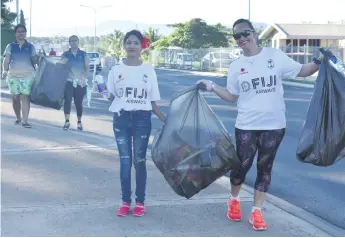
[150,47,243,72]
[149,46,345,73]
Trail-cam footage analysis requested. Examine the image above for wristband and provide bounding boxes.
[211,81,216,91]
[313,57,321,65]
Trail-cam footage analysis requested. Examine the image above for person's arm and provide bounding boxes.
[276,49,319,79]
[297,62,320,77]
[197,66,239,103]
[30,45,38,66]
[84,52,90,78]
[213,82,239,103]
[2,44,11,78]
[150,68,166,123]
[152,101,166,123]
[106,67,115,101]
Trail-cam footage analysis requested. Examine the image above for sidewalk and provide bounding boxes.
[0,93,338,236]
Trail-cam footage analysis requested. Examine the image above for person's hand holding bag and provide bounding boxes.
[196,79,214,91]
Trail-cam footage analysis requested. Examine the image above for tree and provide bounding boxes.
[154,18,229,49]
[1,0,17,29]
[20,9,25,25]
[143,27,161,44]
[98,30,126,60]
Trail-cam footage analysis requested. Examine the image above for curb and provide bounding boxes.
[156,68,316,89]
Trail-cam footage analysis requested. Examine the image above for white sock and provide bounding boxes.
[230,195,240,201]
[252,206,261,212]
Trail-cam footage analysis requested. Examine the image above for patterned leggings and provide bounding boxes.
[230,128,285,192]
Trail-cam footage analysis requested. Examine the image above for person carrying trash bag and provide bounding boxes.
[2,24,38,128]
[151,83,240,199]
[61,35,90,131]
[297,48,345,167]
[197,18,323,231]
[105,30,166,217]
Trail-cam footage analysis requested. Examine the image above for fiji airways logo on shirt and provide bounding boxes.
[142,74,148,83]
[240,68,248,75]
[241,75,277,94]
[117,74,124,83]
[267,59,274,69]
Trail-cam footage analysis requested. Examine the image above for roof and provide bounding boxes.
[259,23,345,40]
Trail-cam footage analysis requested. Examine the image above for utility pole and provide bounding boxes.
[30,0,32,38]
[248,0,251,21]
[16,0,19,24]
[80,5,112,52]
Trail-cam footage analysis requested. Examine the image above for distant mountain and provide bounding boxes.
[34,20,268,37]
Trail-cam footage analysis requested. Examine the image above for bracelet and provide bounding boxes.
[211,81,216,91]
[312,57,321,65]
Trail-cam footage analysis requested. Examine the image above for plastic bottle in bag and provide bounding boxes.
[329,55,345,76]
[95,74,107,93]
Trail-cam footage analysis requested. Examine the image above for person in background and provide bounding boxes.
[197,18,322,231]
[61,35,89,131]
[106,30,165,217]
[49,48,56,56]
[2,24,38,128]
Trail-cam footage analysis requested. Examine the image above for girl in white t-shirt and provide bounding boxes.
[106,30,166,217]
[197,19,322,231]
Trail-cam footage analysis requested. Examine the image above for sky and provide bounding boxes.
[9,0,345,36]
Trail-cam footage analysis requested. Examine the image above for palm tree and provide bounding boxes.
[143,27,161,43]
[99,30,125,60]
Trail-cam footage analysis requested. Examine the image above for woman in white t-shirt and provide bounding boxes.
[197,18,322,231]
[106,30,166,217]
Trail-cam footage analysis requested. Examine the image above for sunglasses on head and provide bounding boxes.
[233,30,254,40]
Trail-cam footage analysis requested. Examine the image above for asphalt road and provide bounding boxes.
[90,68,345,230]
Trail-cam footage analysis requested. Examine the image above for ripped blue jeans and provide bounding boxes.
[113,110,152,204]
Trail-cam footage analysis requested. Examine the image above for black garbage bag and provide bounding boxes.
[296,48,345,166]
[152,84,240,199]
[30,56,70,110]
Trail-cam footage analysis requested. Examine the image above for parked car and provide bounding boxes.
[87,52,102,71]
[176,53,193,70]
[201,52,234,71]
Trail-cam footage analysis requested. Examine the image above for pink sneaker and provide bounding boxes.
[132,203,146,217]
[116,202,130,216]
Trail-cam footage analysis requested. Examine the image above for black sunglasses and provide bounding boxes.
[233,30,254,40]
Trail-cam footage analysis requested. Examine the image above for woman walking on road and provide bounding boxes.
[197,18,322,231]
[61,35,89,131]
[2,24,38,128]
[106,30,166,217]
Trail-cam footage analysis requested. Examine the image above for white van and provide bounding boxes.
[87,52,102,71]
[176,53,193,70]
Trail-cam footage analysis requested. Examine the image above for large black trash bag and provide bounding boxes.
[151,84,240,199]
[297,48,345,166]
[30,56,70,110]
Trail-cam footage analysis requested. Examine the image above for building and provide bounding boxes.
[259,23,345,63]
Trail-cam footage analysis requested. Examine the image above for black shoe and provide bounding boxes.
[77,122,83,131]
[14,119,22,125]
[63,121,70,130]
[22,123,32,128]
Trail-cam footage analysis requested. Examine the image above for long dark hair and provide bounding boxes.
[232,18,259,45]
[232,18,255,31]
[69,35,79,43]
[14,24,27,33]
[123,30,144,44]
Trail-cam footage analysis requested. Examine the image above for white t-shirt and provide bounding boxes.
[227,47,303,130]
[107,63,161,113]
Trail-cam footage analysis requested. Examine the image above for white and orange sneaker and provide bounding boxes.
[249,209,267,231]
[227,199,242,221]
